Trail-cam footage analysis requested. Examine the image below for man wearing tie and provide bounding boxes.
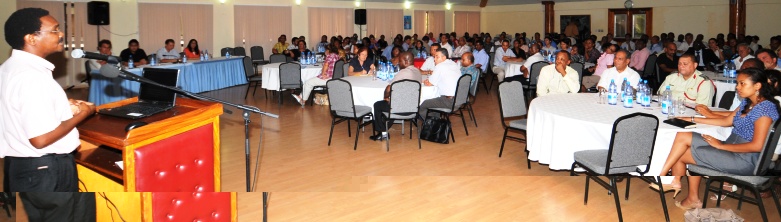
[685,41,720,71]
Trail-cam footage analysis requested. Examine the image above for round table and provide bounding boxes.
[260,62,322,91]
[504,61,524,79]
[526,93,731,175]
[341,76,439,107]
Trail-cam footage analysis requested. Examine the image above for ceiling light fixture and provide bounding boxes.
[295,0,302,6]
[355,1,361,7]
[404,1,411,9]
[445,3,452,10]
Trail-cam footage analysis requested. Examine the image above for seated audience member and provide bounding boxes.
[389,45,403,66]
[657,42,680,77]
[620,33,635,51]
[439,35,454,59]
[596,49,640,90]
[288,40,311,61]
[510,39,527,60]
[460,52,480,87]
[382,38,399,60]
[419,49,461,118]
[654,68,780,210]
[472,41,489,73]
[119,39,148,66]
[570,45,585,64]
[657,54,715,105]
[733,43,755,69]
[272,35,289,54]
[541,37,557,54]
[420,43,441,75]
[537,51,580,96]
[348,47,375,76]
[707,38,725,63]
[756,48,781,71]
[685,41,720,71]
[409,40,426,58]
[583,38,601,65]
[369,52,422,141]
[492,40,524,82]
[629,39,651,71]
[583,44,616,88]
[699,58,766,115]
[402,35,412,51]
[316,35,329,52]
[515,44,544,82]
[649,35,664,54]
[183,39,201,59]
[558,38,571,53]
[156,39,180,63]
[452,37,471,58]
[293,45,340,106]
[288,37,299,51]
[88,39,113,71]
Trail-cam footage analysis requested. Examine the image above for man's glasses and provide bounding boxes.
[35,29,62,35]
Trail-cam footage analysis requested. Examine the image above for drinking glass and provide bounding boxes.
[677,98,687,115]
[652,95,660,107]
[597,88,607,104]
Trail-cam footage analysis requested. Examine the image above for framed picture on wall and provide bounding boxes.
[560,15,591,41]
[404,15,412,30]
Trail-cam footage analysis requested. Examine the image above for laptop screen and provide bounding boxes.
[139,68,180,106]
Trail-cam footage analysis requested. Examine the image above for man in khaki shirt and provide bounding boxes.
[657,54,715,105]
[536,51,580,96]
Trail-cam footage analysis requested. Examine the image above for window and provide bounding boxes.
[608,8,652,40]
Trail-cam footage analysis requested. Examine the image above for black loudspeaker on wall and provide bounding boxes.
[354,9,366,25]
[87,1,110,25]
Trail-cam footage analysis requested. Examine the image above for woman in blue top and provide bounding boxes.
[653,68,781,210]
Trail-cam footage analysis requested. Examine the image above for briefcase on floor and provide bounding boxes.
[420,116,451,144]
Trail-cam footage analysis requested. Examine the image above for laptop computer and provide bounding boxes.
[98,68,180,119]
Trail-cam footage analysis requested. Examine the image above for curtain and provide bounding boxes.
[308,7,354,43]
[234,5,292,58]
[138,3,214,54]
[413,10,427,36]
[16,1,108,52]
[454,11,480,36]
[427,11,445,36]
[366,9,403,39]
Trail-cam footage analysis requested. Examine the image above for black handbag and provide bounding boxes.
[420,116,451,144]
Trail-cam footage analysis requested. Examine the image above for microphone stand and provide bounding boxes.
[102,65,278,193]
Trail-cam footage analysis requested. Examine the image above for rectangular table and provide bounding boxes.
[89,57,247,106]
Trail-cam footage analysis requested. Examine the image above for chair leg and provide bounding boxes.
[252,83,259,97]
[584,175,590,205]
[245,82,251,99]
[347,120,352,137]
[459,110,469,136]
[328,118,336,146]
[385,121,390,152]
[625,176,631,200]
[717,181,725,207]
[445,115,456,143]
[414,119,421,149]
[753,187,769,222]
[611,177,624,222]
[702,178,712,208]
[499,127,509,157]
[655,176,671,222]
[354,119,361,150]
[770,185,781,221]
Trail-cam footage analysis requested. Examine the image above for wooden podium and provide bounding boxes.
[75,97,223,192]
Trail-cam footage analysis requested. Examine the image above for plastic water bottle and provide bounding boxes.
[636,79,644,104]
[225,51,231,59]
[608,79,618,105]
[726,60,737,78]
[623,81,634,108]
[200,51,205,61]
[128,55,134,68]
[662,86,673,116]
[642,80,651,107]
[182,55,187,63]
[620,78,628,102]
[723,61,729,78]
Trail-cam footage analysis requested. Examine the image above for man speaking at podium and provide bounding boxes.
[0,8,95,192]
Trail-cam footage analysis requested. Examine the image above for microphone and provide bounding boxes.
[71,49,120,64]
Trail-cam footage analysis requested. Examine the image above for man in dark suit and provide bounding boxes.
[685,41,720,71]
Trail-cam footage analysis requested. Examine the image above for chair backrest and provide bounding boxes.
[343,62,350,77]
[569,62,584,87]
[529,61,548,85]
[606,112,660,175]
[469,69,481,97]
[718,91,736,110]
[84,60,92,75]
[389,80,422,115]
[286,56,294,62]
[233,47,246,56]
[278,62,302,90]
[451,74,472,110]
[326,79,357,117]
[497,81,527,120]
[220,47,233,57]
[242,56,254,79]
[250,46,265,61]
[332,60,346,79]
[269,54,286,63]
[643,54,658,78]
[756,120,781,176]
[488,52,495,70]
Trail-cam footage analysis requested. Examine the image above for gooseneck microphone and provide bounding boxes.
[71,49,120,64]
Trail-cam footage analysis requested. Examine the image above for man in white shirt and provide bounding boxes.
[492,40,523,82]
[620,33,635,51]
[756,49,781,71]
[537,51,580,96]
[597,50,641,90]
[1,8,95,192]
[419,48,461,117]
[472,41,489,73]
[420,43,440,75]
[677,33,694,56]
[440,35,454,60]
[518,44,544,81]
[316,35,329,53]
[88,39,113,71]
[452,37,471,58]
[156,39,180,63]
[629,39,651,71]
[733,43,755,70]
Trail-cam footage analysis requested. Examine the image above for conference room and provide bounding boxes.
[2,0,781,221]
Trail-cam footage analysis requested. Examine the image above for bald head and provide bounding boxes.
[399,52,414,69]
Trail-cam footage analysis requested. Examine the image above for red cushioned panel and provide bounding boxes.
[152,192,232,222]
[134,125,215,191]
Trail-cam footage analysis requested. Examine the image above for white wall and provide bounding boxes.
[0,0,16,62]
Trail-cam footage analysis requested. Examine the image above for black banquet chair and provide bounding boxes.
[269,54,287,64]
[326,79,373,150]
[243,56,263,99]
[424,74,472,142]
[383,79,423,151]
[497,80,531,168]
[233,46,246,56]
[277,62,302,105]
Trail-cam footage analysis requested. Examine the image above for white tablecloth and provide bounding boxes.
[342,76,438,107]
[526,93,732,175]
[261,62,322,91]
[700,71,737,108]
[504,61,524,78]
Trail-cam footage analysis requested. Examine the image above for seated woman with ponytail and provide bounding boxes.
[652,68,781,210]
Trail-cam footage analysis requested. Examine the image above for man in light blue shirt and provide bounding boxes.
[382,38,398,59]
[649,36,664,54]
[473,41,489,73]
[492,40,524,82]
